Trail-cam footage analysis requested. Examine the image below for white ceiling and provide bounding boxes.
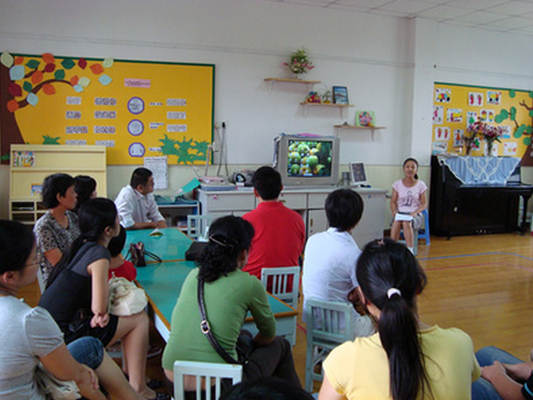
[261,0,533,35]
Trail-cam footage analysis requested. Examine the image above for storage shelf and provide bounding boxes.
[264,77,321,84]
[301,102,353,108]
[334,124,385,129]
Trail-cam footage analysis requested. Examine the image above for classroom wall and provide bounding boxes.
[1,0,533,222]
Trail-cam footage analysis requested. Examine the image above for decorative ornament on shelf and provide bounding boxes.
[283,47,315,79]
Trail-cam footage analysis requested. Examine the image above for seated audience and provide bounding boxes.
[114,167,167,230]
[162,216,300,395]
[0,219,143,400]
[472,345,533,400]
[302,188,374,338]
[220,377,314,400]
[39,198,166,400]
[319,238,480,400]
[34,173,81,286]
[74,175,97,213]
[243,166,305,280]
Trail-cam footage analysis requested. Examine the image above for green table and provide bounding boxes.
[128,229,298,344]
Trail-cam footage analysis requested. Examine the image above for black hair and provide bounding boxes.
[107,225,126,257]
[0,220,35,274]
[220,377,314,400]
[356,238,430,400]
[74,175,97,213]
[41,173,75,209]
[403,157,419,180]
[325,189,364,231]
[252,166,282,200]
[47,198,117,288]
[130,167,153,189]
[197,216,254,283]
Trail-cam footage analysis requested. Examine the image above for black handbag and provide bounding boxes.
[126,242,162,267]
[185,241,208,261]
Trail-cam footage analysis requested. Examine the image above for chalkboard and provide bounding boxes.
[0,52,214,165]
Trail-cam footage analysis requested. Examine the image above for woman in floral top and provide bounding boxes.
[34,173,80,287]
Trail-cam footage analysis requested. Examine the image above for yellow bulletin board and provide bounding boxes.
[0,52,214,165]
[432,82,533,166]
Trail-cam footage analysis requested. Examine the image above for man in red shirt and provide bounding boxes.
[243,166,306,280]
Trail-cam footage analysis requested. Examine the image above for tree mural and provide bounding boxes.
[494,90,533,165]
[159,134,210,164]
[0,52,112,162]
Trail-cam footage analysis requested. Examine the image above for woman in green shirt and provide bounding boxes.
[162,215,300,393]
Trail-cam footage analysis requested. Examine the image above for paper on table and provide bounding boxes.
[395,213,413,222]
[149,228,163,237]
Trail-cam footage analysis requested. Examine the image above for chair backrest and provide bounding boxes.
[305,298,354,347]
[174,360,242,400]
[260,266,300,307]
[187,215,214,240]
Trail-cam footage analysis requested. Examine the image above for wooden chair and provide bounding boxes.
[173,360,242,400]
[304,298,354,392]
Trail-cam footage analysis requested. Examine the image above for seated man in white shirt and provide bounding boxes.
[302,188,374,338]
[114,167,168,230]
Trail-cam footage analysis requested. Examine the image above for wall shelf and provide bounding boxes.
[264,77,321,92]
[333,124,385,139]
[300,102,354,117]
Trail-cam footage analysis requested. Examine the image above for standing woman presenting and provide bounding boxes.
[390,158,427,254]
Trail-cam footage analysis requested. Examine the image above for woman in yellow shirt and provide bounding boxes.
[319,239,480,400]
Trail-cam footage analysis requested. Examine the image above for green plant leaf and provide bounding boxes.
[514,125,526,138]
[527,125,533,134]
[26,59,40,69]
[61,59,75,70]
[524,137,532,146]
[529,92,533,98]
[54,69,65,80]
[510,107,517,120]
[23,81,33,93]
[509,90,516,98]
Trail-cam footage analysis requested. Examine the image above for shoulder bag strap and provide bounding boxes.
[197,278,240,365]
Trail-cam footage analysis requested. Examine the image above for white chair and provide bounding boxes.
[304,298,354,392]
[187,215,213,240]
[173,360,242,400]
[260,266,300,308]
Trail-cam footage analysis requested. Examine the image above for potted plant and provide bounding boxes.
[283,47,315,79]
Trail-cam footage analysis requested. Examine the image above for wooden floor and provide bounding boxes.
[19,231,533,395]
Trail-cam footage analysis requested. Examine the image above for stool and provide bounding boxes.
[418,209,431,245]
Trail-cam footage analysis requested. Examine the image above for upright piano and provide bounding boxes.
[429,155,533,238]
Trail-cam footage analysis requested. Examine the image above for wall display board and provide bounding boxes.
[432,82,533,166]
[0,52,214,165]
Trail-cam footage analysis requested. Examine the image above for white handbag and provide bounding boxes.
[35,362,81,400]
[108,276,148,316]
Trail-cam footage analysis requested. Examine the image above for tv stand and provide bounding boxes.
[198,186,387,246]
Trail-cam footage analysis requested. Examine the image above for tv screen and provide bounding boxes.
[287,139,333,178]
[274,134,340,187]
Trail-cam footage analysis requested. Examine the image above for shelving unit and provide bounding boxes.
[333,124,385,139]
[264,77,321,92]
[9,144,107,225]
[300,101,354,117]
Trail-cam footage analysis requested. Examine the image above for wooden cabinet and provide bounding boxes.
[198,186,387,246]
[9,145,107,225]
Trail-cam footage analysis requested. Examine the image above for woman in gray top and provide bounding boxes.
[0,219,143,400]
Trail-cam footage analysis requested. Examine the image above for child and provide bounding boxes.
[390,158,427,254]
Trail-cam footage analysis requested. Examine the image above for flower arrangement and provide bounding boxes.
[463,120,503,156]
[283,47,315,77]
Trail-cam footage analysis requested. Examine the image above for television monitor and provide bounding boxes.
[273,134,340,187]
[349,162,367,186]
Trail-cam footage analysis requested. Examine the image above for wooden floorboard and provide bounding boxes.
[18,231,533,393]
